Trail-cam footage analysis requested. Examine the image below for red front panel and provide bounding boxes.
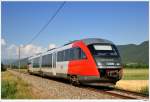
[68,41,99,76]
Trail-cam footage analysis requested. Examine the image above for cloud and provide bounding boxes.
[20,44,47,58]
[2,43,48,59]
[7,44,18,58]
[1,38,6,46]
[1,38,57,60]
[48,44,56,50]
[1,38,8,60]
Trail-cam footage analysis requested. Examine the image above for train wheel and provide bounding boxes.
[69,75,80,86]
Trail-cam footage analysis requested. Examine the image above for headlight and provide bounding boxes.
[116,63,120,66]
[97,62,102,66]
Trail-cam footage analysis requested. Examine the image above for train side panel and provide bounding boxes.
[68,41,99,76]
[56,61,69,77]
[55,44,72,77]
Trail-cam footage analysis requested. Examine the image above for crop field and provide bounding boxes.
[116,80,149,95]
[122,68,149,80]
[116,68,149,95]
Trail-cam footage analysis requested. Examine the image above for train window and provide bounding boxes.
[58,51,61,61]
[57,51,63,61]
[62,50,65,61]
[42,54,52,67]
[57,51,61,61]
[28,60,32,65]
[70,47,86,60]
[74,48,80,59]
[57,47,86,62]
[69,48,74,60]
[88,44,119,57]
[74,47,86,60]
[65,49,70,61]
[79,48,86,59]
[33,57,40,68]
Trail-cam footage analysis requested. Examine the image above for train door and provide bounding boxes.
[52,52,57,75]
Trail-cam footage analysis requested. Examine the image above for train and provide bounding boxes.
[28,38,123,86]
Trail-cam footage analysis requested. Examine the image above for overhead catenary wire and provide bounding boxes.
[3,2,66,68]
[18,2,66,69]
[26,1,66,45]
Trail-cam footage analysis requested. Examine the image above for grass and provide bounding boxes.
[1,71,33,99]
[140,86,149,96]
[12,68,28,73]
[1,80,17,98]
[122,68,149,80]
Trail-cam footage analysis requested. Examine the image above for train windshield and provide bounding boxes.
[88,44,119,58]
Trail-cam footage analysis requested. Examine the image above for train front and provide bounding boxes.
[80,38,123,86]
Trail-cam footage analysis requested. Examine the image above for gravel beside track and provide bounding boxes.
[8,70,119,99]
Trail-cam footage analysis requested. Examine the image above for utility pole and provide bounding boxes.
[18,46,21,72]
[8,49,12,69]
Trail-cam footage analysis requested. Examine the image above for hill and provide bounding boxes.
[117,41,149,65]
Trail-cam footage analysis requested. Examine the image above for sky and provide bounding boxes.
[1,1,149,60]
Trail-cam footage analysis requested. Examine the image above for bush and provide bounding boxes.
[1,63,7,71]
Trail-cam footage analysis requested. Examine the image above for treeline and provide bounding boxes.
[123,64,149,69]
[1,63,7,71]
[1,63,28,71]
[10,65,28,69]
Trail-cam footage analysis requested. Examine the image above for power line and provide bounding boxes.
[26,1,66,45]
[4,2,66,67]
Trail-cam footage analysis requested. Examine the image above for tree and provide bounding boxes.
[1,63,7,71]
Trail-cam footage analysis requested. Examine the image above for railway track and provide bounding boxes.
[86,88,135,99]
[83,86,148,99]
[9,69,149,99]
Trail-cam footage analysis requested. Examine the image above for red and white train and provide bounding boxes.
[28,38,123,86]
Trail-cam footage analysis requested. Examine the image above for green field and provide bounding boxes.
[122,68,149,80]
[1,71,33,99]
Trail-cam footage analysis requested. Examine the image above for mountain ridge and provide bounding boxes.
[117,40,149,65]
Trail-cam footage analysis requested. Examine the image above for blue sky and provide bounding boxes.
[2,1,149,48]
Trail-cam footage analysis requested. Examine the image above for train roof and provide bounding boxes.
[65,38,114,46]
[81,38,114,45]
